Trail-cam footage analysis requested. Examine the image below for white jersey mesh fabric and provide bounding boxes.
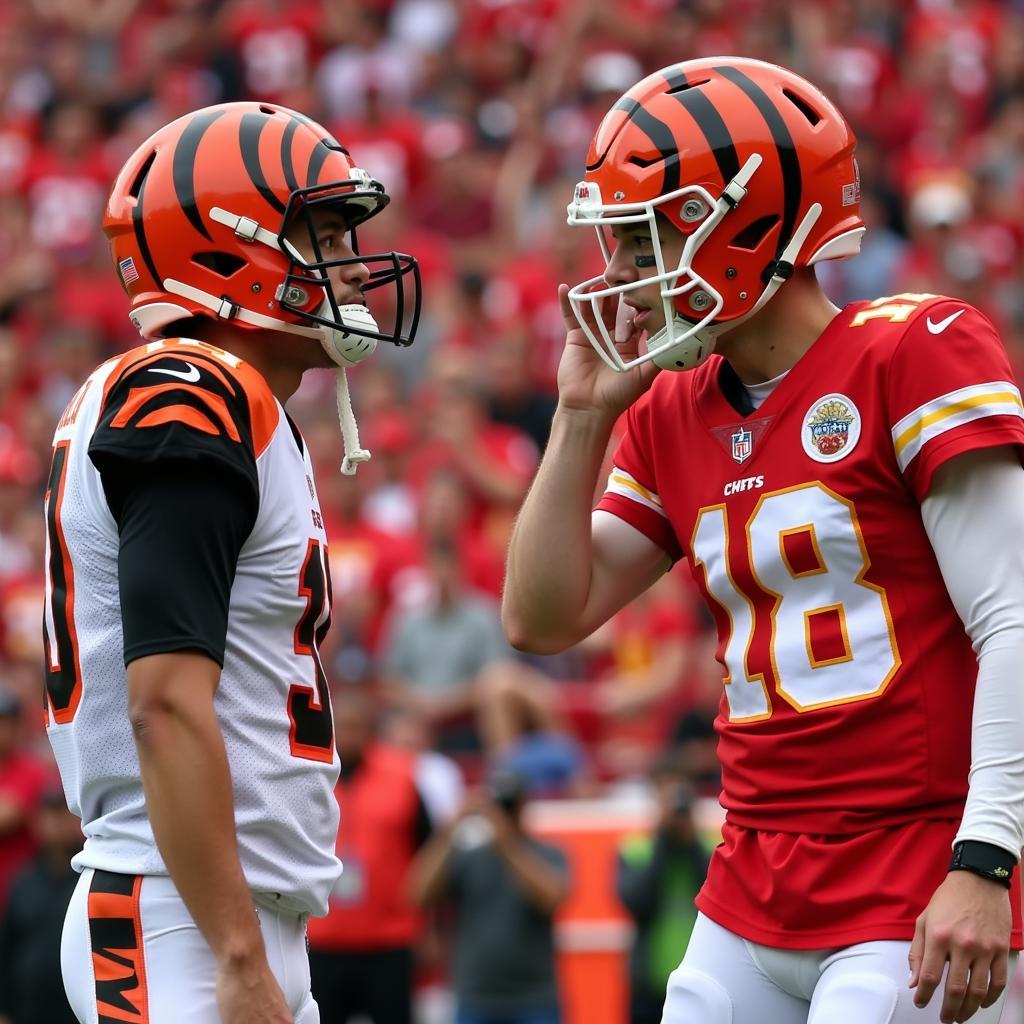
[45,353,341,916]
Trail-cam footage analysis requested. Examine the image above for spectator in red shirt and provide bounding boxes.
[330,84,428,204]
[412,376,538,546]
[0,429,40,589]
[361,411,419,538]
[307,688,431,1024]
[19,101,113,265]
[219,0,326,102]
[797,0,900,133]
[567,572,706,780]
[370,469,506,656]
[481,332,558,454]
[483,177,606,391]
[316,464,393,686]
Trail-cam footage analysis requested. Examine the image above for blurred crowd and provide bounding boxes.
[4,0,1024,1020]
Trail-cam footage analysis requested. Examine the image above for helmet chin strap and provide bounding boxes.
[335,368,370,475]
[650,202,824,372]
[320,303,380,476]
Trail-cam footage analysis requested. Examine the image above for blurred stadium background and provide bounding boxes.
[2,0,1024,1022]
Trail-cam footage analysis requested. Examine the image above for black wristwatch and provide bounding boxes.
[948,840,1017,890]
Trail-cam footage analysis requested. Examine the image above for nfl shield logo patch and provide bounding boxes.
[731,426,753,464]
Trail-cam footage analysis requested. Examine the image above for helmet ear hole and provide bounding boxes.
[730,214,780,251]
[192,252,247,277]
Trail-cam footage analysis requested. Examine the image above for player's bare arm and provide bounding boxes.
[502,270,667,654]
[128,652,293,1024]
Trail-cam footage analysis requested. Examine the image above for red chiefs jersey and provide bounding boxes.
[596,293,1024,948]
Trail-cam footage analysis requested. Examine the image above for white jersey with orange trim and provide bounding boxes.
[596,294,1024,947]
[43,338,341,916]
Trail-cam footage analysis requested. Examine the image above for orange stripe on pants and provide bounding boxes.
[87,871,150,1023]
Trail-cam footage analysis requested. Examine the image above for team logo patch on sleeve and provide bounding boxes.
[802,394,861,463]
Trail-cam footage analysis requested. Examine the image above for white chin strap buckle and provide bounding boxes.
[649,314,715,372]
[321,303,379,368]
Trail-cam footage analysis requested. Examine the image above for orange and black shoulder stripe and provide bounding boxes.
[89,341,278,486]
[87,871,150,1023]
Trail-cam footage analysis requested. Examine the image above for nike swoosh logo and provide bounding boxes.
[149,362,201,383]
[926,309,965,335]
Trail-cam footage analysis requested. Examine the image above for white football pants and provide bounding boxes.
[663,913,1016,1024]
[61,868,319,1023]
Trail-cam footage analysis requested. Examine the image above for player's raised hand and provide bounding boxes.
[908,871,1012,1022]
[555,283,659,419]
[217,956,294,1024]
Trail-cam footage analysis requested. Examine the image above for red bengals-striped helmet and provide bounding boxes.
[104,102,420,361]
[567,57,863,372]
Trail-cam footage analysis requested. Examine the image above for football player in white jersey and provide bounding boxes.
[43,103,419,1024]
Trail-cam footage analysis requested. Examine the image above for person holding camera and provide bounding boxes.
[617,757,710,1024]
[411,770,569,1024]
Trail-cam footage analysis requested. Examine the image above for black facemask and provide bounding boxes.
[276,179,422,349]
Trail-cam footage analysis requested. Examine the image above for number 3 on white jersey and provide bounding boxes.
[691,483,901,721]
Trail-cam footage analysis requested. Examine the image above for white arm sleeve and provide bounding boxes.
[920,447,1024,859]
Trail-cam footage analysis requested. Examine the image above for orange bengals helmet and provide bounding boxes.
[566,57,863,372]
[104,102,420,365]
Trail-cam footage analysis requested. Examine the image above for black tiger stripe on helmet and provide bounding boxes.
[172,108,226,241]
[664,69,741,192]
[130,155,161,287]
[714,64,802,261]
[281,116,302,195]
[239,111,288,214]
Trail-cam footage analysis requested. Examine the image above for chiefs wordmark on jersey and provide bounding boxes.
[598,294,1024,949]
[43,338,341,916]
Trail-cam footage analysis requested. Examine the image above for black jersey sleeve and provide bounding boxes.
[88,350,259,499]
[103,461,258,667]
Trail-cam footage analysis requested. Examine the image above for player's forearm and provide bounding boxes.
[129,670,263,965]
[503,404,615,653]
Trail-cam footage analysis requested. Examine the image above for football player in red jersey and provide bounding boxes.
[43,103,419,1024]
[503,57,1024,1024]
